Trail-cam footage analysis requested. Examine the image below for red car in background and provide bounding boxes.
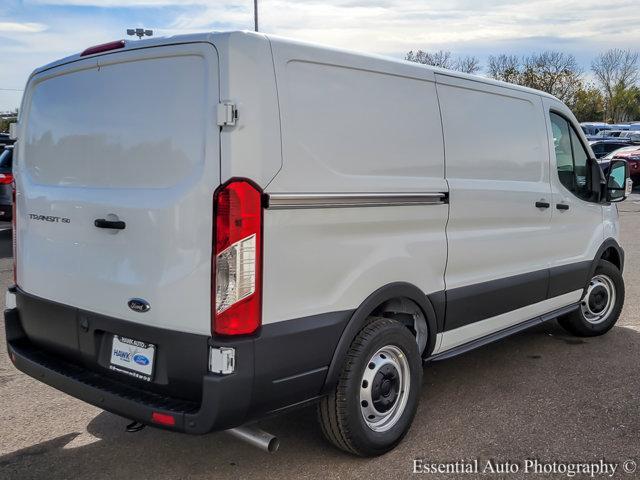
[611,146,640,184]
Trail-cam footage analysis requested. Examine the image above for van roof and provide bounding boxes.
[30,30,559,102]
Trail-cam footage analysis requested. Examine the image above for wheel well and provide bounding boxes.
[322,282,439,394]
[372,297,429,355]
[601,247,621,271]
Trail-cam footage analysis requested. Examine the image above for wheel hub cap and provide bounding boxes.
[372,365,399,413]
[359,345,411,432]
[581,274,615,325]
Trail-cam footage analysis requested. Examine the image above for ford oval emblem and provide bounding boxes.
[133,354,150,366]
[128,298,150,313]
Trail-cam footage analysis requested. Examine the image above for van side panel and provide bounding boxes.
[217,32,283,188]
[266,40,445,192]
[262,39,447,326]
[436,74,558,341]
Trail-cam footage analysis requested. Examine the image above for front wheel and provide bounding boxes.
[558,259,624,337]
[317,317,422,456]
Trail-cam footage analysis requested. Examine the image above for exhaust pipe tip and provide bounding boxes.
[228,425,280,453]
[266,436,280,453]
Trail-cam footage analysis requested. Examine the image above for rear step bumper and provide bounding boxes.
[5,306,253,434]
[5,287,352,433]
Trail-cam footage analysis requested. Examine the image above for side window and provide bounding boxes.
[570,127,589,191]
[550,112,593,201]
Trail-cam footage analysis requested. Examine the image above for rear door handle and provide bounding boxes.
[556,203,570,211]
[94,218,126,230]
[535,201,550,208]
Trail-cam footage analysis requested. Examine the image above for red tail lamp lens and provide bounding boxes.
[212,180,263,336]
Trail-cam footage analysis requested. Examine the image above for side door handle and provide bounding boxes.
[94,218,126,230]
[556,203,570,211]
[535,201,550,209]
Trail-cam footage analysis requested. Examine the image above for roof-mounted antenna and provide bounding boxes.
[126,28,153,40]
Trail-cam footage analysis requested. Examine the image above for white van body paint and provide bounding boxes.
[14,30,621,349]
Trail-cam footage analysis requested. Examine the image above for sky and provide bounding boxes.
[1,0,640,111]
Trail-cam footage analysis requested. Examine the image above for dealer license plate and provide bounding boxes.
[109,335,155,381]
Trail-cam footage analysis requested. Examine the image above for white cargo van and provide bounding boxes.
[6,31,632,456]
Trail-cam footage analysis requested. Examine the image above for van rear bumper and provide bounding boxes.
[7,330,244,433]
[5,305,254,434]
[5,287,351,434]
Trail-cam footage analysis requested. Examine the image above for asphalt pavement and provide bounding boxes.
[1,196,640,479]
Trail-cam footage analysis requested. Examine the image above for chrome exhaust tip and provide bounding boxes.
[227,425,280,453]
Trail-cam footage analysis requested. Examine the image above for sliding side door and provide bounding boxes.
[436,75,553,352]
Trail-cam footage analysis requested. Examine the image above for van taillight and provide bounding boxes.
[12,187,16,284]
[212,180,263,336]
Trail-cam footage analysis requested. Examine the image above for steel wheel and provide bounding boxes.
[359,345,411,433]
[580,274,616,325]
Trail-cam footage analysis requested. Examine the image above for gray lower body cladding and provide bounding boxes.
[5,243,623,433]
[5,287,352,433]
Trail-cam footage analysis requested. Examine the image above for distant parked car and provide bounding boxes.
[598,146,639,172]
[589,130,626,141]
[589,140,632,159]
[581,122,612,136]
[604,145,640,159]
[582,123,631,140]
[0,145,13,221]
[610,146,640,185]
[617,131,640,143]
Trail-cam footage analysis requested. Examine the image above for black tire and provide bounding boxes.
[558,259,624,337]
[317,317,422,456]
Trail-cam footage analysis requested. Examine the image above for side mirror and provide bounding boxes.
[606,159,631,202]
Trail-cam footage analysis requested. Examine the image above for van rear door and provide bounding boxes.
[16,42,220,335]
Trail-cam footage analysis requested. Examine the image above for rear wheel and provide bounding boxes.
[558,259,624,337]
[317,317,422,456]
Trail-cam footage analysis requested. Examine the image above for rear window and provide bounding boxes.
[23,54,208,189]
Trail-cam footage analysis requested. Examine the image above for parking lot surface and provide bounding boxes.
[1,196,640,479]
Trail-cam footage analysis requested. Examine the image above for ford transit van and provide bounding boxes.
[5,31,632,456]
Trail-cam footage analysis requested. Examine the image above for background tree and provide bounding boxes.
[487,51,583,104]
[405,50,453,69]
[520,52,583,105]
[609,84,640,123]
[570,86,605,122]
[405,50,480,74]
[487,54,520,83]
[591,49,639,122]
[455,56,481,74]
